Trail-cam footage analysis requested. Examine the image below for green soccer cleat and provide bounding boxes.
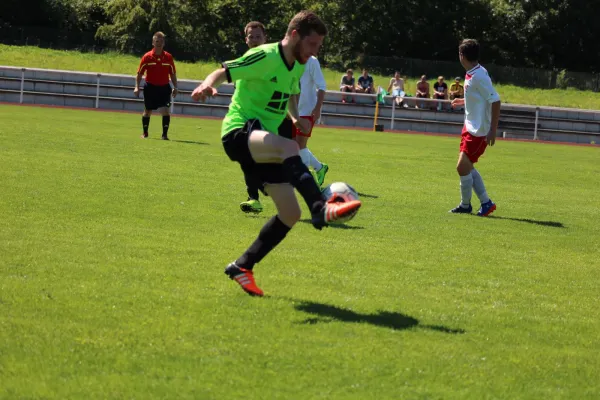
[315,163,329,187]
[310,169,319,185]
[240,199,263,214]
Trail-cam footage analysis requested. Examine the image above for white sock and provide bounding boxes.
[298,148,311,168]
[307,148,323,171]
[460,173,473,207]
[471,168,490,204]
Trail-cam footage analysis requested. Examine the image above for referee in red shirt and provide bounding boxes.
[134,32,178,140]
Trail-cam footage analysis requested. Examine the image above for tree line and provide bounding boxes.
[2,0,598,76]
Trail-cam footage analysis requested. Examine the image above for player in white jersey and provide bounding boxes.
[239,21,268,214]
[450,39,501,216]
[292,56,329,186]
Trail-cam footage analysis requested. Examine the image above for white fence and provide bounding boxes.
[1,66,599,144]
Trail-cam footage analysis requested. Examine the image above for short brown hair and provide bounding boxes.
[245,21,266,36]
[459,39,480,62]
[346,69,353,74]
[286,10,328,38]
[153,31,165,40]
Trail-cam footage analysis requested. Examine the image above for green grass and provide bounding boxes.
[2,44,600,109]
[1,105,600,399]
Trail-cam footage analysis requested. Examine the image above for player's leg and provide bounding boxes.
[159,106,170,140]
[141,84,156,138]
[159,85,172,140]
[471,168,495,216]
[240,171,263,214]
[471,168,489,205]
[295,134,319,184]
[226,184,300,297]
[141,109,152,138]
[247,129,360,229]
[235,184,299,268]
[450,130,495,215]
[462,131,495,216]
[449,151,474,213]
[294,123,328,187]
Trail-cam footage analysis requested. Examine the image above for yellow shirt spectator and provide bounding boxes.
[449,77,464,99]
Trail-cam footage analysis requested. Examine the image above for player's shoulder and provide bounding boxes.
[142,50,154,59]
[237,43,274,62]
[163,50,174,60]
[472,65,490,78]
[307,56,320,67]
[252,42,278,56]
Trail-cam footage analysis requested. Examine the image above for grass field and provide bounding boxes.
[1,105,599,399]
[2,44,600,110]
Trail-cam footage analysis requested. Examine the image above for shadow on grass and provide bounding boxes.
[293,300,465,334]
[357,192,379,199]
[298,219,365,230]
[476,214,565,228]
[149,138,209,145]
[168,139,210,145]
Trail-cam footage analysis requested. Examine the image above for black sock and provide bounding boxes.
[247,185,260,201]
[162,115,170,136]
[236,216,291,270]
[282,156,324,214]
[142,116,150,134]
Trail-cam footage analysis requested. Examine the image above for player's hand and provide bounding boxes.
[294,118,311,135]
[311,106,322,122]
[191,85,217,102]
[133,87,140,98]
[451,98,464,108]
[172,88,178,98]
[486,130,497,146]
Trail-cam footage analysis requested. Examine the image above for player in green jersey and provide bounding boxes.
[191,11,362,297]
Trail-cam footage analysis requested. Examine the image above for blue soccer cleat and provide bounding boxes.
[477,200,496,217]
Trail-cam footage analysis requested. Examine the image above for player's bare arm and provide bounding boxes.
[191,68,227,101]
[170,73,178,97]
[487,100,501,146]
[288,95,311,135]
[134,73,143,97]
[312,89,325,121]
[452,98,465,108]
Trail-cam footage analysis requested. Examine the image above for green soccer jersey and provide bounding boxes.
[221,42,305,137]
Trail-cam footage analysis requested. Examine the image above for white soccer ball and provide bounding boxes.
[321,182,360,224]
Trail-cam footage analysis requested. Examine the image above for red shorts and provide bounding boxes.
[292,116,315,138]
[459,125,487,163]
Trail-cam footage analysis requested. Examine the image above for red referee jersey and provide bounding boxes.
[137,49,176,86]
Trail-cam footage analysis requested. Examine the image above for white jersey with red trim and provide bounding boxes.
[463,64,501,137]
[298,56,327,117]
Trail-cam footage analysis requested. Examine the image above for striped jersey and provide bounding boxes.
[221,42,305,137]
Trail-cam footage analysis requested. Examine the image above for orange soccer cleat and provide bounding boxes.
[224,262,264,297]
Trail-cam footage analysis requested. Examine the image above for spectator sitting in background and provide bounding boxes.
[433,75,448,111]
[415,75,430,109]
[449,77,464,111]
[357,68,375,96]
[339,69,356,103]
[387,71,407,107]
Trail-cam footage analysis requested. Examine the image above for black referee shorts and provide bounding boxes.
[143,83,172,111]
[222,119,291,195]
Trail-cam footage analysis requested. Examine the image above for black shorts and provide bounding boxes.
[143,83,172,110]
[278,117,294,139]
[222,119,289,195]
